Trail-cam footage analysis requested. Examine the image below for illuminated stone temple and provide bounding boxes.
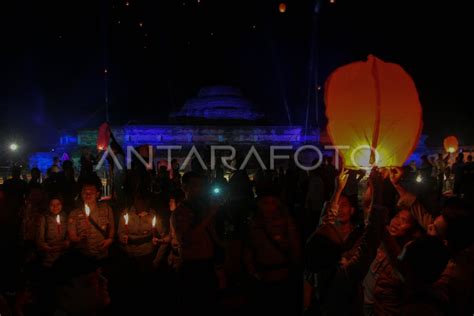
[30,86,320,172]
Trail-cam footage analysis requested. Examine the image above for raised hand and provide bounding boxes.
[389,167,404,185]
[368,167,384,206]
[335,167,350,193]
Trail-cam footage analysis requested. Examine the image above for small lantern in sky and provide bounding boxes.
[97,122,111,151]
[443,136,458,153]
[279,3,286,13]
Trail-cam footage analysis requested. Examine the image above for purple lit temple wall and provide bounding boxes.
[29,125,320,172]
[29,125,435,173]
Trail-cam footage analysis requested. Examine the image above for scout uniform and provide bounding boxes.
[36,212,68,267]
[118,207,166,257]
[67,202,114,259]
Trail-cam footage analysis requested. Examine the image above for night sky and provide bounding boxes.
[1,0,472,153]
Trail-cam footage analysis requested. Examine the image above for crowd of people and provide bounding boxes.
[0,149,473,316]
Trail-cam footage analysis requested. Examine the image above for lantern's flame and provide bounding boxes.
[152,216,156,228]
[349,144,380,170]
[84,204,91,217]
[56,214,61,224]
[124,213,129,225]
[448,147,455,153]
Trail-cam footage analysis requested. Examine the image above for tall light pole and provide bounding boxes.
[304,0,321,142]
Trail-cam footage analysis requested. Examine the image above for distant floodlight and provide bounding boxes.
[416,175,423,183]
[9,143,18,151]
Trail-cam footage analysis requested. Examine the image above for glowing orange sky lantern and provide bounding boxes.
[97,122,111,151]
[279,2,286,13]
[325,55,423,169]
[443,136,458,153]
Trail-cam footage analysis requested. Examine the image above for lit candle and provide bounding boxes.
[84,204,91,228]
[152,215,156,238]
[56,214,61,235]
[124,213,129,236]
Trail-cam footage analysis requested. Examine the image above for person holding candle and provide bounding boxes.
[152,190,184,269]
[36,195,69,268]
[118,191,165,262]
[67,181,115,260]
[117,190,167,314]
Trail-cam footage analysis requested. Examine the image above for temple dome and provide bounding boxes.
[170,86,264,122]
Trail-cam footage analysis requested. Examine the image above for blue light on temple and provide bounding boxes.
[170,86,264,121]
[29,86,324,170]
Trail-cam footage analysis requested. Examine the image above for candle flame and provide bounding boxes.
[152,216,156,228]
[124,213,129,225]
[56,214,61,224]
[85,204,91,217]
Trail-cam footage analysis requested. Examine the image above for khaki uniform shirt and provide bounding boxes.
[118,208,166,257]
[68,202,114,259]
[36,212,68,267]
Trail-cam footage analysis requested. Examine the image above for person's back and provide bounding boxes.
[306,206,388,316]
[397,236,450,316]
[322,159,337,201]
[461,156,474,203]
[419,156,433,181]
[21,186,46,242]
[433,207,474,316]
[436,243,474,315]
[172,199,214,261]
[305,168,325,234]
[407,196,474,315]
[4,168,28,209]
[29,167,42,186]
[245,194,301,315]
[452,156,465,195]
[173,201,217,314]
[170,172,218,314]
[245,195,301,282]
